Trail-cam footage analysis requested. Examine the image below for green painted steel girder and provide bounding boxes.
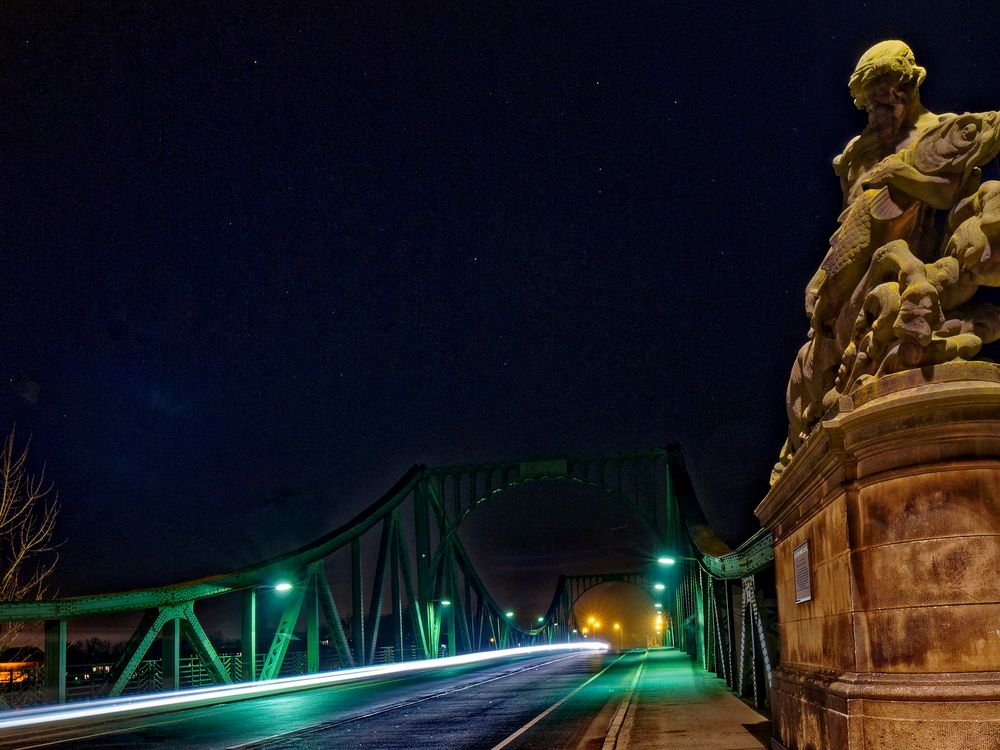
[0,466,427,623]
[43,619,66,704]
[697,528,775,580]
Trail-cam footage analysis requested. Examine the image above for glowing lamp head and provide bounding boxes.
[653,583,665,591]
[537,616,544,623]
[505,611,514,618]
[657,556,676,565]
[440,600,451,606]
[274,582,293,592]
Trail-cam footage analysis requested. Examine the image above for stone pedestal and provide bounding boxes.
[756,362,1000,749]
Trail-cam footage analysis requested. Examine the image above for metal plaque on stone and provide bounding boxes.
[793,540,811,604]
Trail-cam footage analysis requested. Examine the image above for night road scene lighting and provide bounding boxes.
[0,644,608,732]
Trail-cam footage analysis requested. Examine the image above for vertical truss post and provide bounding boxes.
[366,516,394,664]
[315,566,355,668]
[414,481,431,610]
[475,592,485,648]
[351,537,365,665]
[162,616,181,691]
[451,473,462,520]
[450,549,472,653]
[259,576,308,681]
[429,603,441,656]
[673,585,684,651]
[711,580,729,684]
[443,541,456,657]
[395,523,429,659]
[241,589,257,681]
[737,578,753,698]
[663,459,676,551]
[695,568,707,669]
[725,579,737,690]
[43,619,66,704]
[390,511,404,661]
[306,571,319,674]
[749,574,773,708]
[462,564,474,652]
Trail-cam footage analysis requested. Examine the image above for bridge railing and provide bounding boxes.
[0,645,431,708]
[676,531,777,710]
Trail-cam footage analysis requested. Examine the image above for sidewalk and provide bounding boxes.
[611,648,772,750]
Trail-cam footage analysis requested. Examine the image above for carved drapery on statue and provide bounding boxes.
[774,40,1000,484]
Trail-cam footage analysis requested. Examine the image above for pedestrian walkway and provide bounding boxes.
[609,648,771,750]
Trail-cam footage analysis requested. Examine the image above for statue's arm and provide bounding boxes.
[862,156,961,210]
[860,112,1000,210]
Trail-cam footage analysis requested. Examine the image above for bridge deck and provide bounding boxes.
[616,648,770,750]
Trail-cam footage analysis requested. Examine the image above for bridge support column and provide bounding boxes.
[445,599,456,657]
[241,589,256,681]
[162,616,181,691]
[43,619,66,704]
[351,537,365,665]
[306,573,319,673]
[413,483,431,654]
[390,520,404,661]
[758,364,1000,749]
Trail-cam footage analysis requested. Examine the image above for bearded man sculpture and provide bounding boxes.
[773,40,1000,483]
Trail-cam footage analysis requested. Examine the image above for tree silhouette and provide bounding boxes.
[0,430,60,654]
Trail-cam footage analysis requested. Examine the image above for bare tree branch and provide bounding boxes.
[0,429,61,654]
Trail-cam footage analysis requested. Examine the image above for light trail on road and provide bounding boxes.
[0,642,608,734]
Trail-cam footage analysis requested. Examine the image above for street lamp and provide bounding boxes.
[274,582,293,592]
[613,622,623,650]
[653,582,665,591]
[657,556,676,565]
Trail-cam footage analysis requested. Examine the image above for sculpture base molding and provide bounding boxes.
[771,666,1000,748]
[757,362,1000,750]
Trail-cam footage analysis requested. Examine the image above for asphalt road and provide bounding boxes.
[3,650,646,749]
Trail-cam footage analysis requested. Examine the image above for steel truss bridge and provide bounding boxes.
[0,446,778,711]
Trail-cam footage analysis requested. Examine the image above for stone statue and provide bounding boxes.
[773,40,1000,484]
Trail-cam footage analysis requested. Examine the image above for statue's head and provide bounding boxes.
[849,40,926,139]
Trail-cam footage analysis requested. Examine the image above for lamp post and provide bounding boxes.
[241,580,296,682]
[613,622,623,651]
[427,599,452,657]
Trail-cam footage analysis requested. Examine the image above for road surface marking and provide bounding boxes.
[601,650,646,750]
[489,652,627,750]
[228,652,587,749]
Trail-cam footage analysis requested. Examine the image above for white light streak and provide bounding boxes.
[0,642,608,731]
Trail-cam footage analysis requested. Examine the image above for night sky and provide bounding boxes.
[3,2,999,607]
